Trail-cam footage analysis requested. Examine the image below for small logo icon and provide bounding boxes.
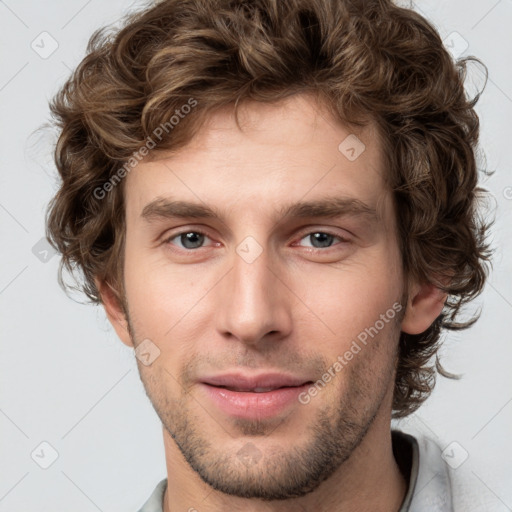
[236,236,263,264]
[31,32,59,59]
[32,237,57,263]
[135,338,161,366]
[441,441,469,469]
[237,442,263,468]
[443,31,469,60]
[338,134,366,161]
[31,441,59,469]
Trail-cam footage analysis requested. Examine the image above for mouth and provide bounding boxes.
[201,373,312,390]
[198,373,313,419]
[209,384,307,393]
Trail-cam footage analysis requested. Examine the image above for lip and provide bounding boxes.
[201,373,310,391]
[198,372,313,420]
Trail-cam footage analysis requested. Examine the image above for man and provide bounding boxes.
[46,0,493,510]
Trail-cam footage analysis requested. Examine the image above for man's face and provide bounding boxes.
[121,93,405,499]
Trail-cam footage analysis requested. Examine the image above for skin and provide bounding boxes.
[98,92,447,511]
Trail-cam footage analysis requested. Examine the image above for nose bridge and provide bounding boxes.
[215,239,291,343]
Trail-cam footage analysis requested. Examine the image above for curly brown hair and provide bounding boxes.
[46,0,493,417]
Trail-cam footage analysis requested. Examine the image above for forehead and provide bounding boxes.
[124,93,389,222]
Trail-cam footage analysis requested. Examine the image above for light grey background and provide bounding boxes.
[0,0,511,510]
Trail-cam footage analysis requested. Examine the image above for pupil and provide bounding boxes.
[181,232,204,249]
[311,233,333,248]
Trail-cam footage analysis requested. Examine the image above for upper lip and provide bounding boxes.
[200,373,312,391]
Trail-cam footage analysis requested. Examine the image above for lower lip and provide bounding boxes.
[199,383,311,420]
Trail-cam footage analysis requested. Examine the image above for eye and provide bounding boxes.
[164,230,213,250]
[296,231,349,249]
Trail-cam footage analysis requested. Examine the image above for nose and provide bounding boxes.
[214,244,293,347]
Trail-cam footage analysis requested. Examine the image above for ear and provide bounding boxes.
[95,278,134,348]
[401,279,448,335]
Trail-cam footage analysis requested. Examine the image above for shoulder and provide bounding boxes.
[137,478,167,512]
[394,430,504,512]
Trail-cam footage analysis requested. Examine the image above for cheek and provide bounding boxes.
[124,236,180,317]
[123,244,216,352]
[311,290,401,403]
[299,252,402,343]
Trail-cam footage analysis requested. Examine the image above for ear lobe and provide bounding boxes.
[401,280,448,335]
[95,278,134,348]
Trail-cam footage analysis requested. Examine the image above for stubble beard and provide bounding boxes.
[129,323,400,501]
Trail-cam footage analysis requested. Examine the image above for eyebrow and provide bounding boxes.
[141,196,380,225]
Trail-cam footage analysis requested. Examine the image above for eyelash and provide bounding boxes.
[162,228,351,252]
